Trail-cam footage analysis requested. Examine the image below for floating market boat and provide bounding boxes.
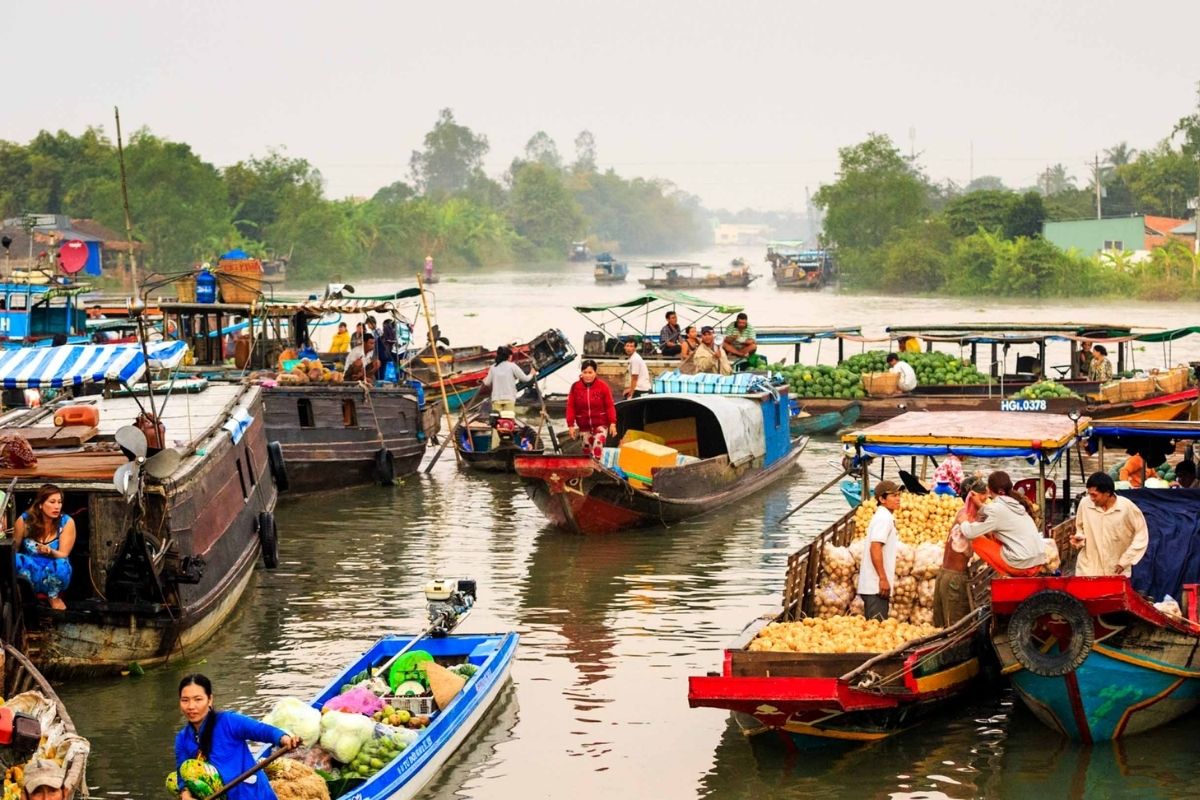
[406,329,576,413]
[570,241,591,262]
[689,411,1087,747]
[789,401,861,436]
[0,340,278,675]
[162,294,431,492]
[638,261,757,289]
[453,412,544,472]
[989,418,1200,742]
[0,281,94,347]
[514,372,805,534]
[593,253,628,283]
[767,246,834,289]
[259,580,518,800]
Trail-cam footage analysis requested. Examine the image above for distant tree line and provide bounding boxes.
[813,86,1200,299]
[0,109,709,280]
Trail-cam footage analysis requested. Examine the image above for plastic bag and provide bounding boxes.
[318,710,375,764]
[1155,595,1182,617]
[894,542,915,578]
[848,595,865,616]
[913,543,942,580]
[1043,538,1061,573]
[820,544,856,586]
[917,578,937,608]
[847,539,865,566]
[321,686,384,717]
[264,697,322,744]
[814,581,852,619]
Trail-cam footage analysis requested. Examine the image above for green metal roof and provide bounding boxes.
[573,291,743,314]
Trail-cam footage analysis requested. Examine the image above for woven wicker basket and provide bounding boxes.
[1120,377,1155,402]
[1099,381,1122,403]
[174,276,197,303]
[1156,366,1190,394]
[217,259,264,304]
[862,371,900,397]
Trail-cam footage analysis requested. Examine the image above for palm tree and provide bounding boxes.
[1104,142,1137,168]
[1039,164,1075,195]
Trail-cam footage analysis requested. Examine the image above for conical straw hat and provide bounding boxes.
[420,661,467,710]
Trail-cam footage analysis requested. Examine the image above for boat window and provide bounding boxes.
[245,445,256,486]
[8,294,26,310]
[235,458,248,501]
[298,398,315,428]
[343,399,358,427]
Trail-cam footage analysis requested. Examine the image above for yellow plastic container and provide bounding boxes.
[618,439,678,488]
[622,429,666,446]
[645,418,699,457]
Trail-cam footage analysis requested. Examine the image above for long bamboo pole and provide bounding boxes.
[114,106,139,295]
[416,273,459,464]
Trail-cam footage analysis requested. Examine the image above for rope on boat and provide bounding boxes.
[844,605,991,693]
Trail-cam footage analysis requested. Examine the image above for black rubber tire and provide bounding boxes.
[267,441,289,493]
[1008,589,1094,677]
[375,448,396,485]
[267,438,290,494]
[258,512,279,569]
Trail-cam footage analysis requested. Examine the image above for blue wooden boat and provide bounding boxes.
[0,281,91,345]
[593,253,627,283]
[789,400,861,436]
[265,630,518,799]
[989,419,1200,741]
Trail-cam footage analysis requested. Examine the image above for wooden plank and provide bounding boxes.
[0,451,127,481]
[9,426,98,448]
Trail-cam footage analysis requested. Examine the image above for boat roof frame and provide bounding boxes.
[574,290,743,339]
[843,410,1090,457]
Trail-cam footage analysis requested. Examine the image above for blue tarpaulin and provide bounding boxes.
[860,444,1069,462]
[84,241,102,276]
[1126,489,1200,602]
[0,341,187,388]
[219,249,252,260]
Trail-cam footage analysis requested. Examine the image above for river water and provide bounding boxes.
[61,254,1200,799]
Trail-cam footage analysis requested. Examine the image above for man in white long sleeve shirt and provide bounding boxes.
[1072,472,1149,577]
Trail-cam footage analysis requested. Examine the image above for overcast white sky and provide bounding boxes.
[4,0,1197,211]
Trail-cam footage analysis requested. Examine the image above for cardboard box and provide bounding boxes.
[645,418,699,457]
[622,429,666,446]
[618,438,679,488]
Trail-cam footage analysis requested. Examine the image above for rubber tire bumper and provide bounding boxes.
[1008,589,1094,677]
[375,448,395,485]
[267,441,289,493]
[258,512,279,569]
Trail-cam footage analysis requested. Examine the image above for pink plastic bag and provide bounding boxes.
[321,685,384,716]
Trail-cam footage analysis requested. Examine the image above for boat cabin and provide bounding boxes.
[0,282,90,345]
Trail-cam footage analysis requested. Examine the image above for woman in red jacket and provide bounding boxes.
[566,360,618,459]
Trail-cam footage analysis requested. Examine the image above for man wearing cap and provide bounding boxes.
[857,481,902,621]
[722,312,757,362]
[685,326,732,376]
[23,758,68,800]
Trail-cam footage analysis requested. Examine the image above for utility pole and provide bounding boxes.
[114,106,139,295]
[1094,153,1103,220]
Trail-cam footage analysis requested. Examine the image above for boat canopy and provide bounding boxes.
[885,323,1149,345]
[574,291,744,340]
[843,411,1089,458]
[1088,420,1200,440]
[753,326,862,345]
[1134,325,1200,343]
[0,341,187,388]
[261,296,416,316]
[618,394,769,467]
[573,291,742,314]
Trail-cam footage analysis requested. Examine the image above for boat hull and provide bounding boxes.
[790,402,861,436]
[453,418,544,473]
[515,439,806,534]
[264,385,425,492]
[991,575,1200,741]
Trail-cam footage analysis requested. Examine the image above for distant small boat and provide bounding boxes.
[638,262,757,290]
[569,241,591,261]
[593,253,627,283]
[454,413,544,472]
[789,401,861,436]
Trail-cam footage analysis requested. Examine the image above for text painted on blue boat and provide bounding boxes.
[1000,399,1047,412]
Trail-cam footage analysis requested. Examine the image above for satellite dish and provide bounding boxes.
[58,240,88,274]
[116,425,148,459]
[144,448,182,480]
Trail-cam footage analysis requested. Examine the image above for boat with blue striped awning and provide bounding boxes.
[0,341,186,388]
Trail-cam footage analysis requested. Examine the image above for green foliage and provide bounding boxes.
[408,108,490,198]
[943,190,1014,237]
[813,133,928,251]
[1113,142,1199,218]
[1003,192,1046,239]
[508,162,583,251]
[879,219,953,293]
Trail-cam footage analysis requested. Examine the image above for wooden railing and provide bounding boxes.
[781,508,857,622]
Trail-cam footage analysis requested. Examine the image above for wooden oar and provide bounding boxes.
[776,467,853,524]
[424,395,485,474]
[205,743,297,800]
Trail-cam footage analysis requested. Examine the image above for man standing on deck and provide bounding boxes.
[624,338,652,398]
[858,481,901,621]
[1072,472,1149,576]
[685,326,732,375]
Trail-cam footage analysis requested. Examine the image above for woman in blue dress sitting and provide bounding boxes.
[14,484,75,611]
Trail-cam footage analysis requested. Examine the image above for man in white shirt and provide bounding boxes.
[857,480,902,621]
[624,338,652,398]
[1072,472,1150,577]
[888,352,918,393]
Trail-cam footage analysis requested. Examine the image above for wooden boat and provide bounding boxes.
[569,241,590,261]
[593,254,627,283]
[0,341,278,675]
[0,641,90,792]
[689,411,1087,747]
[638,262,757,290]
[161,297,431,492]
[260,582,517,800]
[515,376,805,534]
[408,329,576,413]
[453,413,543,472]
[990,419,1200,741]
[790,401,860,436]
[768,247,834,289]
[0,281,94,347]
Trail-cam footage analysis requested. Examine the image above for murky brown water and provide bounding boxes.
[59,255,1200,798]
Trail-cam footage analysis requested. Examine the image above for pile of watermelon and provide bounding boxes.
[771,350,991,398]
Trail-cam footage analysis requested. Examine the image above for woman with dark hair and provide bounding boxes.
[13,484,75,610]
[481,345,535,413]
[175,674,296,800]
[566,360,617,459]
[679,326,700,361]
[1088,344,1114,382]
[955,470,1046,577]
